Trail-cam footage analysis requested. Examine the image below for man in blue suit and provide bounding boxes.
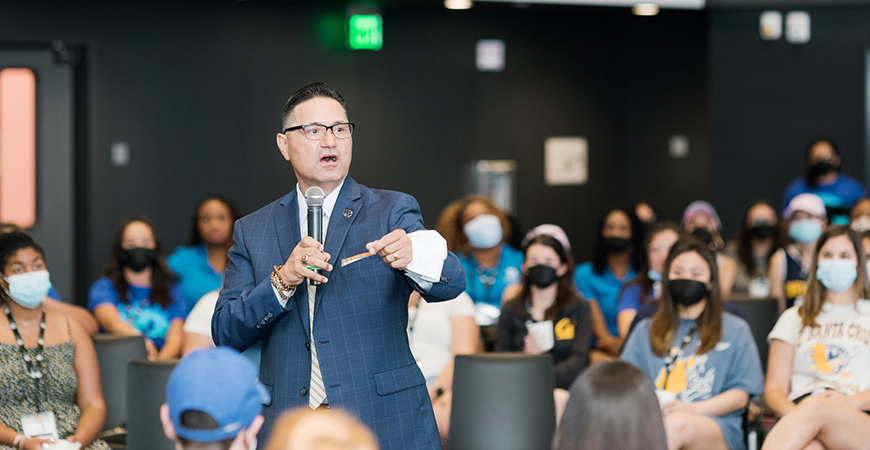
[212,82,465,449]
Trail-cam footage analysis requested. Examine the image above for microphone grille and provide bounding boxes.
[305,186,326,207]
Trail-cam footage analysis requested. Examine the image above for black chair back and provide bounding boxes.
[732,297,779,372]
[93,334,148,430]
[126,359,177,450]
[449,353,555,450]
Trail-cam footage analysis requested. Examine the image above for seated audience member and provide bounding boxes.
[621,236,763,450]
[575,207,642,360]
[769,193,827,313]
[168,195,240,312]
[181,289,262,366]
[760,395,870,450]
[849,197,870,232]
[407,291,479,439]
[0,232,109,449]
[88,216,186,360]
[681,200,738,298]
[160,347,267,450]
[765,226,870,418]
[181,289,219,356]
[496,234,591,390]
[723,201,781,299]
[553,360,666,450]
[264,408,378,450]
[437,195,523,325]
[0,227,98,335]
[782,137,866,225]
[617,221,681,341]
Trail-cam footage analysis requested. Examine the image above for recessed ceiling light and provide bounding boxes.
[445,0,473,10]
[633,3,660,16]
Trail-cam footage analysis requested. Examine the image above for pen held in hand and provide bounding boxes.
[341,251,377,267]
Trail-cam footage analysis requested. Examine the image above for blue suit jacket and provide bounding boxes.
[212,177,465,449]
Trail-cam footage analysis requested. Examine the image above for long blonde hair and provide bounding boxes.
[799,225,870,328]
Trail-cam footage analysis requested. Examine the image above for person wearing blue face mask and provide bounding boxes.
[764,226,870,430]
[437,196,523,328]
[0,232,110,450]
[770,193,827,313]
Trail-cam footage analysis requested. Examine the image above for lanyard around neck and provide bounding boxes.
[5,305,46,410]
[662,321,698,390]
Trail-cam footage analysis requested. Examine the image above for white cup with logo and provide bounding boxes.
[526,320,555,352]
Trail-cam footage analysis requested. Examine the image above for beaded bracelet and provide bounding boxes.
[271,265,296,299]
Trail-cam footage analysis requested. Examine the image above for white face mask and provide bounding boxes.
[2,270,51,309]
[463,214,503,249]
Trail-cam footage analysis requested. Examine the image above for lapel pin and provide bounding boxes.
[342,209,353,218]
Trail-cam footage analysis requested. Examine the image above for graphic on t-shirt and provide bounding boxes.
[809,342,849,376]
[119,301,171,341]
[654,353,716,402]
[785,280,807,299]
[554,317,575,341]
[654,341,735,401]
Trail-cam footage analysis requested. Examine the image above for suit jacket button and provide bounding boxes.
[306,342,310,350]
[301,387,308,396]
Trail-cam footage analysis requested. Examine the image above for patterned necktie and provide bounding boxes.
[308,213,327,409]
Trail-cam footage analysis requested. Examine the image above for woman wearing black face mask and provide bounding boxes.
[723,201,782,298]
[496,235,592,394]
[621,237,764,450]
[782,138,866,226]
[88,216,186,360]
[575,207,644,361]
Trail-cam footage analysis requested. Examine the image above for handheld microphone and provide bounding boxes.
[305,186,325,286]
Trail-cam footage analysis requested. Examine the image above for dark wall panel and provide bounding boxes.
[710,6,869,236]
[0,1,709,301]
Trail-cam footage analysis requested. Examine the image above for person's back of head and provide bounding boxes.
[265,408,378,450]
[553,360,666,450]
[161,347,270,450]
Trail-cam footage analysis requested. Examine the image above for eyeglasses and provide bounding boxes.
[283,123,355,141]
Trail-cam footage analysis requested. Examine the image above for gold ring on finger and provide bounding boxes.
[301,254,309,264]
[392,252,399,262]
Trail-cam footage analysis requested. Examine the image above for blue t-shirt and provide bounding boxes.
[47,286,61,301]
[87,277,187,349]
[617,282,656,314]
[459,245,523,309]
[621,313,764,450]
[782,175,866,224]
[167,244,224,312]
[574,262,636,337]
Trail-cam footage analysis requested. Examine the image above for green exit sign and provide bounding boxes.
[348,14,383,50]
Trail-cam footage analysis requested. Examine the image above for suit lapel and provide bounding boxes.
[317,177,364,313]
[276,190,311,337]
[276,190,301,262]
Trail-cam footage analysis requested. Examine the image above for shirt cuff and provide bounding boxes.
[405,230,447,285]
[272,284,294,309]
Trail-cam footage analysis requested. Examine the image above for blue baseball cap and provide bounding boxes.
[166,347,270,442]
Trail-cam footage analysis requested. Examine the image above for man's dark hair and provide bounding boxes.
[281,82,346,128]
[177,410,235,450]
